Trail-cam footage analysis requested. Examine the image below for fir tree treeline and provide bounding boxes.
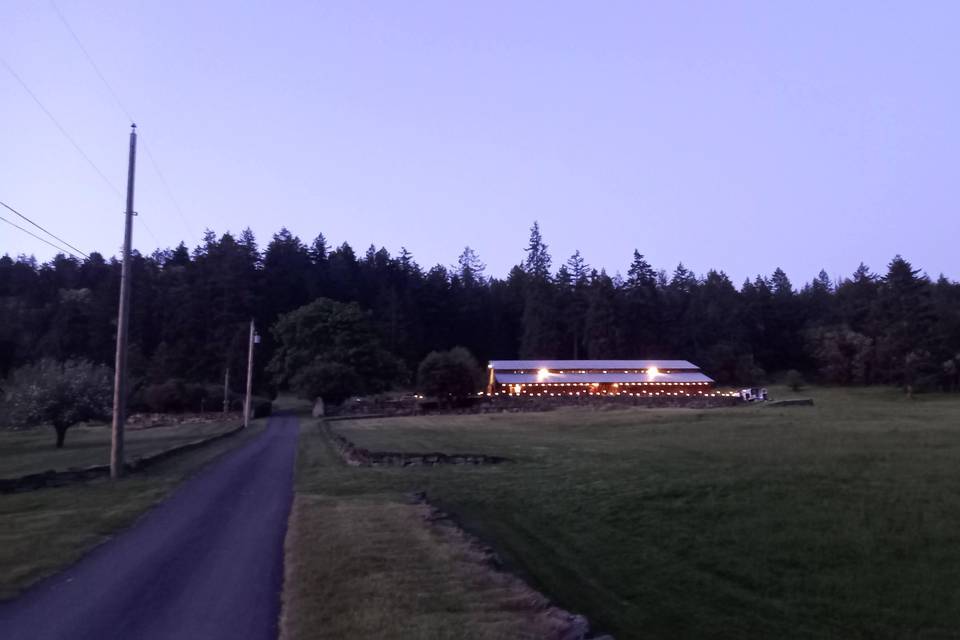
[1,223,958,394]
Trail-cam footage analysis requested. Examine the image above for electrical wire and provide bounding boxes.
[49,0,197,241]
[0,200,90,259]
[0,55,123,199]
[0,213,81,260]
[138,215,162,249]
[141,139,196,239]
[49,0,135,125]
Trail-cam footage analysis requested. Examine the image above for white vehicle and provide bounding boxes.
[739,387,768,402]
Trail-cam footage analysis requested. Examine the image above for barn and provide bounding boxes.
[486,359,715,396]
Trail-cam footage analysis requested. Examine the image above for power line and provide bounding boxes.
[2,51,167,255]
[49,0,135,125]
[0,213,81,260]
[49,1,196,242]
[0,200,90,259]
[141,140,196,240]
[138,215,162,250]
[0,54,123,198]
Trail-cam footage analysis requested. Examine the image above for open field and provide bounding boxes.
[295,387,960,639]
[0,421,264,599]
[0,419,241,478]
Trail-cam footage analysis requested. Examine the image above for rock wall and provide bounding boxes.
[324,425,509,467]
[0,423,245,494]
[331,393,741,418]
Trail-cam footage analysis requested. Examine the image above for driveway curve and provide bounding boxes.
[0,413,299,640]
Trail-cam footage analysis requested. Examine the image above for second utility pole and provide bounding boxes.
[223,367,230,414]
[244,319,255,428]
[111,124,137,479]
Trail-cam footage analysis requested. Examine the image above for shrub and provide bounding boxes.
[269,298,407,402]
[142,379,189,413]
[290,361,363,405]
[3,359,113,448]
[251,396,273,418]
[417,347,482,401]
[735,354,766,386]
[784,369,805,392]
[136,379,214,413]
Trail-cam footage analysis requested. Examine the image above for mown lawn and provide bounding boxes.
[297,387,960,639]
[0,421,264,599]
[0,420,240,478]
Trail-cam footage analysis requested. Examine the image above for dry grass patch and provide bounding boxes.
[281,493,579,640]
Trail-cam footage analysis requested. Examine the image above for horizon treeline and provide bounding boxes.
[1,222,959,393]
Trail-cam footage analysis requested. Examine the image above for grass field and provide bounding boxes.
[281,494,581,640]
[295,387,960,639]
[0,421,264,599]
[0,420,240,478]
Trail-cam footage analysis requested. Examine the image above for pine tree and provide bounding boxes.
[309,234,329,263]
[626,250,656,289]
[584,270,620,358]
[519,223,559,357]
[876,255,937,390]
[456,246,486,286]
[771,267,793,297]
[523,221,552,279]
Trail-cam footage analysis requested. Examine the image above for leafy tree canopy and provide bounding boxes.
[2,358,112,447]
[417,347,483,400]
[268,298,406,403]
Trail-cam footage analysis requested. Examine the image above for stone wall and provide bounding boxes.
[330,393,740,418]
[324,424,509,467]
[0,423,244,494]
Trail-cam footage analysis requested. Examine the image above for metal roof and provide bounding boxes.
[495,371,715,384]
[489,359,700,371]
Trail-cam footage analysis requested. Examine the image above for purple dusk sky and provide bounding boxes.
[2,1,957,284]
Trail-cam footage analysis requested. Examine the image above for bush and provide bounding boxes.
[141,379,189,413]
[251,396,273,418]
[417,347,482,401]
[268,298,407,402]
[784,369,805,392]
[290,361,363,405]
[2,359,113,448]
[735,354,766,386]
[135,379,217,413]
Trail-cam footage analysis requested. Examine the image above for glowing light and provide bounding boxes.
[537,368,551,382]
[647,366,660,380]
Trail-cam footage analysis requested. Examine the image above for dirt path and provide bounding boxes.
[0,414,300,640]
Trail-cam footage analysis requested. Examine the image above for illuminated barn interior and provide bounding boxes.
[486,360,715,397]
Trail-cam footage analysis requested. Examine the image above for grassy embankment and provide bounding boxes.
[290,387,960,639]
[0,419,263,598]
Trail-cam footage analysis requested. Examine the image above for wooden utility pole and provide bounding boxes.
[223,367,230,414]
[244,319,255,428]
[111,124,137,479]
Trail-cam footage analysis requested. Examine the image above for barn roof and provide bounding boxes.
[489,359,700,371]
[494,371,715,384]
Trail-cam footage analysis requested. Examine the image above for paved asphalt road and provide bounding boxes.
[0,413,300,640]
